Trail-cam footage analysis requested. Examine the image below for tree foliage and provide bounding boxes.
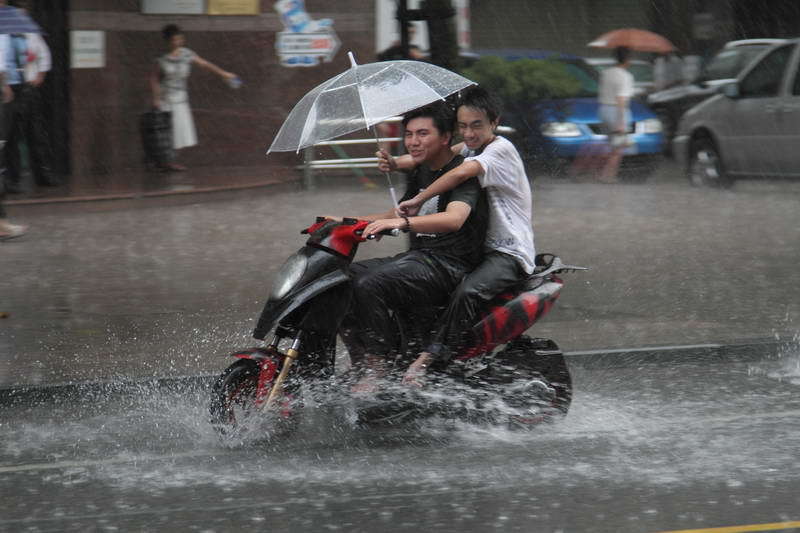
[460,56,583,105]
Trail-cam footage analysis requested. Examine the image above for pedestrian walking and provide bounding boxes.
[596,46,634,183]
[1,0,56,194]
[150,24,239,172]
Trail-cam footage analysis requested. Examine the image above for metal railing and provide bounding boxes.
[298,118,515,189]
[300,117,402,189]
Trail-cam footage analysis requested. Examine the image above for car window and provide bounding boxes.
[701,46,768,82]
[560,61,598,97]
[703,50,742,80]
[793,57,800,96]
[739,45,793,98]
[628,63,654,83]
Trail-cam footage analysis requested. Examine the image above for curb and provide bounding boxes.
[6,176,301,209]
[564,338,791,368]
[1,338,793,407]
[0,375,216,407]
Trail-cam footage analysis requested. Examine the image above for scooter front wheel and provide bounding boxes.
[209,358,301,445]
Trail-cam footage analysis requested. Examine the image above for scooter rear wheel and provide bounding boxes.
[209,358,301,445]
[493,336,573,428]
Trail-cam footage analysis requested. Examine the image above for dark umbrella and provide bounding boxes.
[0,6,41,34]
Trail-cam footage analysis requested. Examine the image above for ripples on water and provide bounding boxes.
[3,358,800,493]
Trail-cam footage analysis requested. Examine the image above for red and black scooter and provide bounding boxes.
[209,217,585,443]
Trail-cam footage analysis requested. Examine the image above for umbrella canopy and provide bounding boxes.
[588,28,675,53]
[268,52,475,153]
[0,6,42,34]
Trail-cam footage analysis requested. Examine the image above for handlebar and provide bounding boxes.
[361,228,401,240]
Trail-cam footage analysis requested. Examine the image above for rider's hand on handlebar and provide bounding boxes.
[376,149,397,173]
[397,196,423,217]
[363,218,404,240]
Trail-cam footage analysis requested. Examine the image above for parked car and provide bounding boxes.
[673,39,800,187]
[466,49,664,180]
[585,57,655,98]
[648,38,787,145]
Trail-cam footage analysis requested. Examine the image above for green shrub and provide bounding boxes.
[460,56,583,105]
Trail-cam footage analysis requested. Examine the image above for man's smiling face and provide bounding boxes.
[404,116,450,165]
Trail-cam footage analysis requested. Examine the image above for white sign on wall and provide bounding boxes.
[141,0,205,15]
[70,31,105,69]
[274,0,340,67]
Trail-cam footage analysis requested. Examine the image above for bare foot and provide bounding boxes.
[0,222,27,241]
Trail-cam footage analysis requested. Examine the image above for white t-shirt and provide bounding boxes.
[462,136,536,274]
[598,66,634,106]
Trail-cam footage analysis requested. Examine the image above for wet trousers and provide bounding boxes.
[350,249,469,357]
[4,84,54,187]
[426,251,525,362]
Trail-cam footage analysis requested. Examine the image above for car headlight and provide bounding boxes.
[639,118,663,134]
[541,122,582,137]
[270,252,308,300]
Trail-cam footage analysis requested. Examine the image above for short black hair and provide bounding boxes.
[457,86,501,124]
[402,101,455,137]
[162,24,182,41]
[614,46,631,64]
[9,0,29,7]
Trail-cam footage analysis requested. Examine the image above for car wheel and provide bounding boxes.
[688,138,732,188]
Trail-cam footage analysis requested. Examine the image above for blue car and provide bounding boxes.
[467,49,665,180]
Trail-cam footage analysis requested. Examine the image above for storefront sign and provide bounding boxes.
[274,0,340,67]
[70,31,105,69]
[141,0,205,15]
[208,0,259,15]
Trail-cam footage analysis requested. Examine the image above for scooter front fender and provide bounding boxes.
[253,269,351,339]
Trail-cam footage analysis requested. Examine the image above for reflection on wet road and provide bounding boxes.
[2,348,799,532]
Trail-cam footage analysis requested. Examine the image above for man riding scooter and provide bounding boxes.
[345,101,488,391]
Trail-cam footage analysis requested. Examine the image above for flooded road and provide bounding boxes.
[2,347,799,532]
[2,165,800,531]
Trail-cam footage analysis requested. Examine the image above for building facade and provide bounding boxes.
[26,0,800,188]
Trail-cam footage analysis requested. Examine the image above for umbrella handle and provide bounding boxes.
[388,185,398,210]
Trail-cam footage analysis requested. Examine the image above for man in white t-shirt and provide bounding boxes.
[597,46,634,183]
[380,86,536,386]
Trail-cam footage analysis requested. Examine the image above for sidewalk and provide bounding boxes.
[5,164,302,207]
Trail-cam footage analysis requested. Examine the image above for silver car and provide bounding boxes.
[673,39,800,187]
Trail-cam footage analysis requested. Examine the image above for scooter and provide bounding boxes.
[208,217,585,443]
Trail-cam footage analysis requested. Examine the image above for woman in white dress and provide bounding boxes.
[149,24,238,171]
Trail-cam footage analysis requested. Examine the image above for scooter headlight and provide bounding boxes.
[270,253,308,300]
[541,122,582,137]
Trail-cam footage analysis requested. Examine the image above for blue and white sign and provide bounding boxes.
[274,0,340,67]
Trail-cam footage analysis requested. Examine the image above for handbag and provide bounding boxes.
[140,109,174,168]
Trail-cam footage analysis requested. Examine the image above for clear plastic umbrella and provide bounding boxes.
[268,52,475,206]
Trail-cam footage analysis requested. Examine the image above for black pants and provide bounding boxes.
[350,249,469,357]
[427,251,525,361]
[3,83,53,187]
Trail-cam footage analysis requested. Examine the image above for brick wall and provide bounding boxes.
[68,0,375,179]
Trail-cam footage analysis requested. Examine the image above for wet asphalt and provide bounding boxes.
[1,161,798,389]
[2,162,800,531]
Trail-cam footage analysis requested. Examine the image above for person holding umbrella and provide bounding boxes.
[346,102,488,392]
[596,46,635,183]
[385,86,537,386]
[0,0,38,240]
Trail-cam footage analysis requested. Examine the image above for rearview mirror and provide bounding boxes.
[721,82,739,98]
